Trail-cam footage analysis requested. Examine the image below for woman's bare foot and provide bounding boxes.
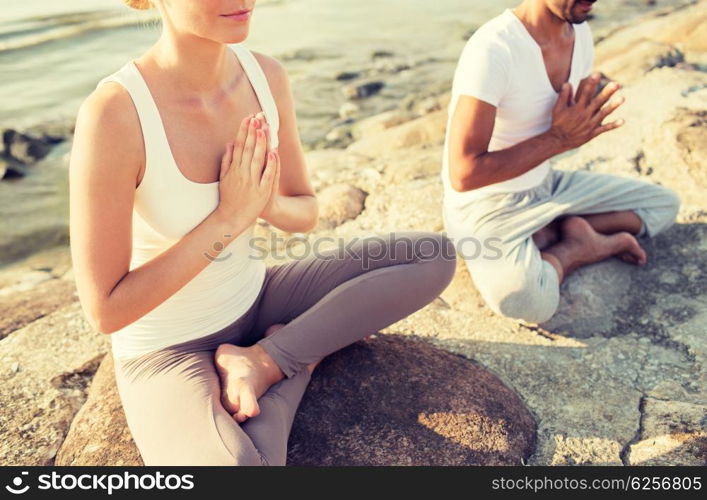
[214,342,284,423]
[543,216,647,281]
[263,323,321,374]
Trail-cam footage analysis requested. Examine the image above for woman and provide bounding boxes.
[69,0,456,466]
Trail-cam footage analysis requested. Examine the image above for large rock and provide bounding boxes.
[316,183,367,230]
[595,39,684,85]
[351,110,413,141]
[1,129,53,165]
[346,109,447,157]
[0,278,78,339]
[648,108,707,191]
[626,397,707,465]
[55,353,141,466]
[595,1,707,84]
[0,302,108,465]
[0,245,77,339]
[288,335,536,465]
[540,259,633,338]
[55,335,536,466]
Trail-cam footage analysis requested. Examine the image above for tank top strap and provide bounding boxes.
[95,63,167,191]
[230,44,280,150]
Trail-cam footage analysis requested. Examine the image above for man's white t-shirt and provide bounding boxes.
[441,8,594,211]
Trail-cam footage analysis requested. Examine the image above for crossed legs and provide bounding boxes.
[449,169,680,323]
[214,231,456,424]
[534,210,647,283]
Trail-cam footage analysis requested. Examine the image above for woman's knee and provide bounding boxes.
[408,231,458,289]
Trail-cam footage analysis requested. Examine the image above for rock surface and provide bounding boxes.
[0,302,108,465]
[287,334,536,466]
[55,353,142,467]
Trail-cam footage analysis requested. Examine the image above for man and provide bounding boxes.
[441,0,680,323]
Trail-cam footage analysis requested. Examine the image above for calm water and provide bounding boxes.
[0,0,691,267]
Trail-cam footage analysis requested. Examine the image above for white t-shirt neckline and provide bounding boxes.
[503,8,580,96]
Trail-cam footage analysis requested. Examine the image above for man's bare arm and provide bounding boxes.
[447,73,624,192]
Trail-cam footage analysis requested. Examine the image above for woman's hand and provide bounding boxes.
[259,147,281,222]
[215,113,278,230]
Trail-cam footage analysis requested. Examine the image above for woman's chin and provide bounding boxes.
[214,26,250,45]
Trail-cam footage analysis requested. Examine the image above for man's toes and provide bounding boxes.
[637,247,648,265]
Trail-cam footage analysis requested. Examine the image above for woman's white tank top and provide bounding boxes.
[95,44,278,361]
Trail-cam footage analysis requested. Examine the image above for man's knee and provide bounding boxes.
[640,185,681,237]
[478,267,560,324]
[661,186,680,225]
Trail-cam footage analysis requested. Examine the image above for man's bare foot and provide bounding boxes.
[543,216,647,280]
[214,342,284,423]
[263,323,321,375]
[532,219,561,250]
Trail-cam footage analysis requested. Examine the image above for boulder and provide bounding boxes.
[0,302,108,465]
[0,277,78,339]
[316,183,367,230]
[594,0,707,84]
[626,397,707,465]
[287,335,536,465]
[596,40,684,84]
[342,80,385,100]
[346,109,447,157]
[2,129,52,165]
[55,353,141,466]
[351,110,412,141]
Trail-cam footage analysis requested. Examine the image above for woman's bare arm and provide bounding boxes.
[253,52,318,233]
[69,84,251,335]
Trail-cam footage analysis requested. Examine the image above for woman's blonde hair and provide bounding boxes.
[123,0,153,9]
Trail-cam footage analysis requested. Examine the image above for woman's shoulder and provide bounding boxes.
[248,50,286,78]
[84,79,134,119]
[73,81,144,179]
[247,49,291,101]
[82,82,142,145]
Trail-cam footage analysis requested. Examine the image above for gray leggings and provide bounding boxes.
[113,231,456,466]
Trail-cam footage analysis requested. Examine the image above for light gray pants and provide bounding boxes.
[442,168,680,324]
[113,231,456,466]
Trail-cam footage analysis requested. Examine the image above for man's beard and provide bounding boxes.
[567,0,595,24]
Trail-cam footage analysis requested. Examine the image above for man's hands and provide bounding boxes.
[547,72,625,152]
